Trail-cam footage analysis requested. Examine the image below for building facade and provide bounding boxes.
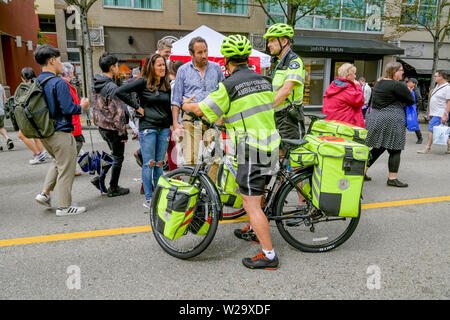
[49,0,449,107]
[0,0,40,95]
[384,0,450,102]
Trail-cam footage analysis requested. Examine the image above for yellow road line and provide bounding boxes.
[361,196,450,210]
[1,196,449,248]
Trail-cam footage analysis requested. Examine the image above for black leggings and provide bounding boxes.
[368,148,402,173]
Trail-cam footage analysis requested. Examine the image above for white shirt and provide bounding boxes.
[429,83,450,117]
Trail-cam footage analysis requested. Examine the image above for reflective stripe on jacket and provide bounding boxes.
[199,65,280,154]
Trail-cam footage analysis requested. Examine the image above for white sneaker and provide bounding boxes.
[143,200,151,211]
[29,152,49,165]
[35,192,51,207]
[56,206,87,216]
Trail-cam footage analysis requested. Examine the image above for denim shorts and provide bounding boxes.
[428,116,444,132]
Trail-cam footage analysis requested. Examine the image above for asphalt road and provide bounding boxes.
[0,123,449,300]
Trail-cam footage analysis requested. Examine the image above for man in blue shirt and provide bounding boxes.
[33,45,90,216]
[171,37,225,169]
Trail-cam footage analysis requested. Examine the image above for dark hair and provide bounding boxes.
[188,37,208,54]
[228,55,249,64]
[21,67,36,81]
[141,54,170,92]
[99,52,118,73]
[34,44,60,66]
[436,70,448,81]
[169,60,184,76]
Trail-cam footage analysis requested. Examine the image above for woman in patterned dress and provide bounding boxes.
[364,62,415,187]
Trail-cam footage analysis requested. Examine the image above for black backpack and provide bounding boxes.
[4,96,19,131]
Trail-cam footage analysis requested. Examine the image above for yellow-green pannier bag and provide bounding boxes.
[155,176,200,240]
[311,119,367,144]
[303,135,370,218]
[217,156,243,209]
[289,147,318,169]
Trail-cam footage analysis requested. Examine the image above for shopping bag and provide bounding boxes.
[432,124,450,145]
[405,105,420,131]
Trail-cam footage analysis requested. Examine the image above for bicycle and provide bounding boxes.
[150,113,360,259]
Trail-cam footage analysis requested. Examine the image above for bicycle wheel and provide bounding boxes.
[215,162,246,220]
[274,170,360,253]
[150,167,220,259]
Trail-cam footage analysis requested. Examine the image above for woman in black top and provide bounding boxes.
[116,54,172,208]
[365,62,415,187]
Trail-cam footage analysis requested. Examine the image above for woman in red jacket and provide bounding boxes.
[322,63,365,128]
[62,62,84,176]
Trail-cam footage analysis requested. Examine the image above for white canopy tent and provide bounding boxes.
[170,25,271,72]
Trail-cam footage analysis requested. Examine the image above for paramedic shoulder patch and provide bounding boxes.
[289,61,300,70]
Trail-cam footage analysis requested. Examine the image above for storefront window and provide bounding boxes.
[103,0,162,9]
[303,58,326,106]
[198,0,248,15]
[267,0,383,33]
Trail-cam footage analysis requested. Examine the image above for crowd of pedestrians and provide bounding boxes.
[2,36,449,222]
[321,61,450,188]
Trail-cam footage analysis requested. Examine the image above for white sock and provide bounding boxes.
[262,249,275,260]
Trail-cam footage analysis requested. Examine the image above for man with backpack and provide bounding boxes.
[33,45,90,216]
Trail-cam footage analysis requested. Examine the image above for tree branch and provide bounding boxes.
[255,0,276,25]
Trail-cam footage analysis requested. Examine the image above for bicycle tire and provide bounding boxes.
[150,167,220,259]
[273,169,360,253]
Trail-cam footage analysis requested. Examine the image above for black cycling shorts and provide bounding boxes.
[236,162,272,196]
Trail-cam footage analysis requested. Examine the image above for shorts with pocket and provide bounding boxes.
[236,161,273,196]
[428,116,444,132]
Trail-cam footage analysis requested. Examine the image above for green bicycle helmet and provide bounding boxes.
[263,23,294,39]
[220,35,252,58]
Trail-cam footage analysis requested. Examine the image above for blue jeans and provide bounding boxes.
[139,128,170,200]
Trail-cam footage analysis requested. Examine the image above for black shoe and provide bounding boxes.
[416,137,423,144]
[387,179,408,188]
[364,174,372,181]
[242,251,279,270]
[234,224,259,244]
[6,138,14,150]
[134,149,143,167]
[107,186,130,197]
[91,176,107,192]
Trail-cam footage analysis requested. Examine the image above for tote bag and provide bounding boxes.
[405,90,420,132]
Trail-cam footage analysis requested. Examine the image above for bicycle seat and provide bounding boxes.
[304,113,327,120]
[282,138,308,147]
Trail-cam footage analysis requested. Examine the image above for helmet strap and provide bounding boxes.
[272,38,289,58]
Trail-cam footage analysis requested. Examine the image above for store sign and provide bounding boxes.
[405,43,425,57]
[310,46,344,53]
